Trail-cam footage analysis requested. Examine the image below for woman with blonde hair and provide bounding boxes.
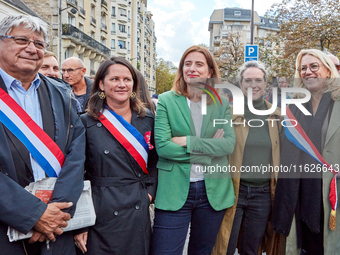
[150,45,236,255]
[213,61,283,255]
[273,49,340,254]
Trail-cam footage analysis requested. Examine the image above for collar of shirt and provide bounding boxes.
[0,67,41,92]
[186,98,202,109]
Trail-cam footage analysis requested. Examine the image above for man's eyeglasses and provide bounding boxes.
[0,35,48,50]
[61,67,83,74]
[297,62,324,74]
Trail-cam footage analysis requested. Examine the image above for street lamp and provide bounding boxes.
[250,0,254,44]
[59,0,78,66]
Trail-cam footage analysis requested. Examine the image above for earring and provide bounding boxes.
[130,91,136,99]
[98,91,106,99]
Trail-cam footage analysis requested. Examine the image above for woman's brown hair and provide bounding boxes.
[172,45,220,97]
[87,56,146,118]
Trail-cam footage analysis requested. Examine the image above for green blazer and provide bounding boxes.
[154,90,236,211]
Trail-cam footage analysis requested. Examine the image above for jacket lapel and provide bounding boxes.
[324,100,340,146]
[38,79,55,140]
[201,103,214,137]
[174,94,191,129]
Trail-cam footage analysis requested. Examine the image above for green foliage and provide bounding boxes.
[259,33,296,79]
[155,58,176,94]
[214,32,244,84]
[261,0,340,79]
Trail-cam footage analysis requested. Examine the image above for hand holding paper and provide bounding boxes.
[31,202,73,242]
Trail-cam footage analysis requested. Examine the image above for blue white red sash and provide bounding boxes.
[284,107,338,230]
[0,87,64,177]
[98,109,149,174]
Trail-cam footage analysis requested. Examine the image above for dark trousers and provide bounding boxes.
[227,184,271,255]
[150,181,226,255]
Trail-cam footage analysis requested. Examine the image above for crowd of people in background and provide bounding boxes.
[1,14,340,255]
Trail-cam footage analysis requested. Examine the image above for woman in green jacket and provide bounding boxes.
[150,45,236,255]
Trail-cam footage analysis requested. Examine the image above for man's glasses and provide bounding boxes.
[0,35,48,50]
[61,67,83,74]
[297,62,324,74]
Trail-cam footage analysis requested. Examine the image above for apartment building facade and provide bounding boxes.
[22,0,156,93]
[110,0,156,94]
[209,7,280,53]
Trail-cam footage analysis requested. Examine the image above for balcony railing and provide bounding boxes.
[91,17,96,24]
[62,24,110,55]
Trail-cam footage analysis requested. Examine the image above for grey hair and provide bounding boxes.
[0,15,48,42]
[238,61,268,83]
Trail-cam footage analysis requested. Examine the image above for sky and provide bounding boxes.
[147,0,280,67]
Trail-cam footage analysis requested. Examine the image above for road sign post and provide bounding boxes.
[245,45,258,62]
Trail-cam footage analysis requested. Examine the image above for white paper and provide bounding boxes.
[8,178,96,242]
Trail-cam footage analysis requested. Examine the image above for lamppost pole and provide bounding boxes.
[250,0,254,44]
[59,0,62,67]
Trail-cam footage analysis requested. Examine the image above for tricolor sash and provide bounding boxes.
[0,87,64,177]
[98,109,149,174]
[284,107,338,230]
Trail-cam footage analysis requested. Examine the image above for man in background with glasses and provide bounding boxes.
[0,15,85,255]
[61,57,93,113]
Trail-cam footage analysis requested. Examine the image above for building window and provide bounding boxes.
[128,26,130,35]
[91,31,95,38]
[101,13,106,25]
[111,23,116,33]
[118,40,126,49]
[128,10,131,20]
[79,53,83,61]
[101,37,106,45]
[119,8,127,17]
[79,23,84,32]
[65,47,73,59]
[112,7,116,17]
[90,59,94,72]
[234,22,240,25]
[260,29,265,37]
[91,5,95,17]
[269,20,273,24]
[234,11,241,16]
[119,24,126,32]
[79,0,84,8]
[67,14,76,26]
[111,39,115,49]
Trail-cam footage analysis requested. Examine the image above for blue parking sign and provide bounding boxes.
[245,45,258,62]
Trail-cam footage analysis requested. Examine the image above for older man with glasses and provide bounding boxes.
[0,15,85,255]
[61,57,93,113]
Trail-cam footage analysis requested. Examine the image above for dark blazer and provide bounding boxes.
[80,110,158,255]
[0,74,85,255]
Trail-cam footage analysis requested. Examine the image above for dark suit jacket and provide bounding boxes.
[0,74,85,255]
